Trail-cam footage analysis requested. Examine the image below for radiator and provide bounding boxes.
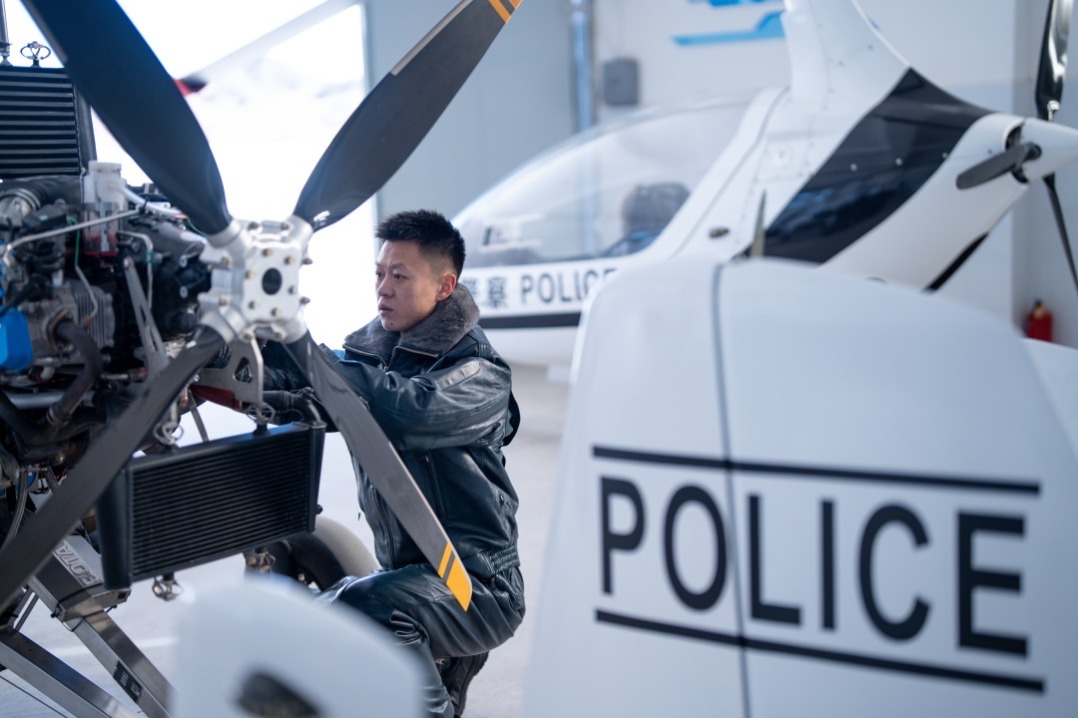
[0,65,95,179]
[96,422,325,589]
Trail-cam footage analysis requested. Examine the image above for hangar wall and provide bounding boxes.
[590,0,1022,123]
[364,0,577,223]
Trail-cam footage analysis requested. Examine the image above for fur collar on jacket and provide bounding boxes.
[343,284,481,361]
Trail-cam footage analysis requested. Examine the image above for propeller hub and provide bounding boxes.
[198,217,313,344]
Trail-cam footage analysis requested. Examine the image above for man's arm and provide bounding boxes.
[328,353,513,451]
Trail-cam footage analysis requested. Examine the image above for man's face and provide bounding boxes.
[375,240,455,333]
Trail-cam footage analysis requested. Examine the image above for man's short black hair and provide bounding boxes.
[376,209,466,276]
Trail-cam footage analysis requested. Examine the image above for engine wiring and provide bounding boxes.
[0,470,32,555]
[117,229,156,311]
[120,185,185,220]
[0,208,141,255]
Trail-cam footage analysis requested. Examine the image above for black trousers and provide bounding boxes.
[319,563,525,717]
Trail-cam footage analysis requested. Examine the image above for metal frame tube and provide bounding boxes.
[0,628,139,718]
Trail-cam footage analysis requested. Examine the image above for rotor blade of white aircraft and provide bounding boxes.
[177,0,362,94]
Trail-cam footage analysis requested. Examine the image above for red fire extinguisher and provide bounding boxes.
[1026,299,1053,342]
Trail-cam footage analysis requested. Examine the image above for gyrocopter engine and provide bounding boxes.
[0,165,209,462]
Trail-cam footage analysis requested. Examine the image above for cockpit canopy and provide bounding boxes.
[455,97,749,267]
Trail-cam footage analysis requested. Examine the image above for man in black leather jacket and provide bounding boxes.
[280,210,524,717]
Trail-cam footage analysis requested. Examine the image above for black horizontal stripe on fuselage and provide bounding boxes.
[479,312,581,330]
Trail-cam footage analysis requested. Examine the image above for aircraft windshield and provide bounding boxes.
[455,98,748,267]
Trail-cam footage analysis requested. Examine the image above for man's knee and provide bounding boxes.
[319,574,398,626]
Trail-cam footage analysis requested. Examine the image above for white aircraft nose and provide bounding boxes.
[954,114,1078,191]
[1016,117,1078,181]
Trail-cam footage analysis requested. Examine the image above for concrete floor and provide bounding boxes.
[0,363,566,717]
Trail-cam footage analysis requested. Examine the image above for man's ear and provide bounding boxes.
[436,273,457,302]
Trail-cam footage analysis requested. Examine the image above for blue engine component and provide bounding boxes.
[0,309,33,371]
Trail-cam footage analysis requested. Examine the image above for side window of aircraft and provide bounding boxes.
[455,98,747,267]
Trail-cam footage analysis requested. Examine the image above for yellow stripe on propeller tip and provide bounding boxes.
[440,543,473,611]
[487,0,516,23]
[447,560,472,611]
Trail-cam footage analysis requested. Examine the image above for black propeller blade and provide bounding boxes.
[20,0,233,236]
[284,334,473,610]
[955,136,1041,190]
[1044,173,1078,294]
[1035,0,1078,296]
[1036,0,1073,122]
[293,0,521,231]
[0,329,227,609]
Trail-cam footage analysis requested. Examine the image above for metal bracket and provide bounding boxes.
[198,216,313,345]
[5,533,172,717]
[195,336,265,407]
[122,255,169,381]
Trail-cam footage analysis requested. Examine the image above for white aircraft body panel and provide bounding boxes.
[176,581,422,718]
[482,325,577,372]
[524,257,1078,716]
[525,259,746,716]
[662,88,783,258]
[785,0,907,110]
[1023,338,1078,461]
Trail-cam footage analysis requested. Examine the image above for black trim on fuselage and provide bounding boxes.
[478,312,582,330]
[765,69,990,263]
[592,445,1040,495]
[925,234,988,291]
